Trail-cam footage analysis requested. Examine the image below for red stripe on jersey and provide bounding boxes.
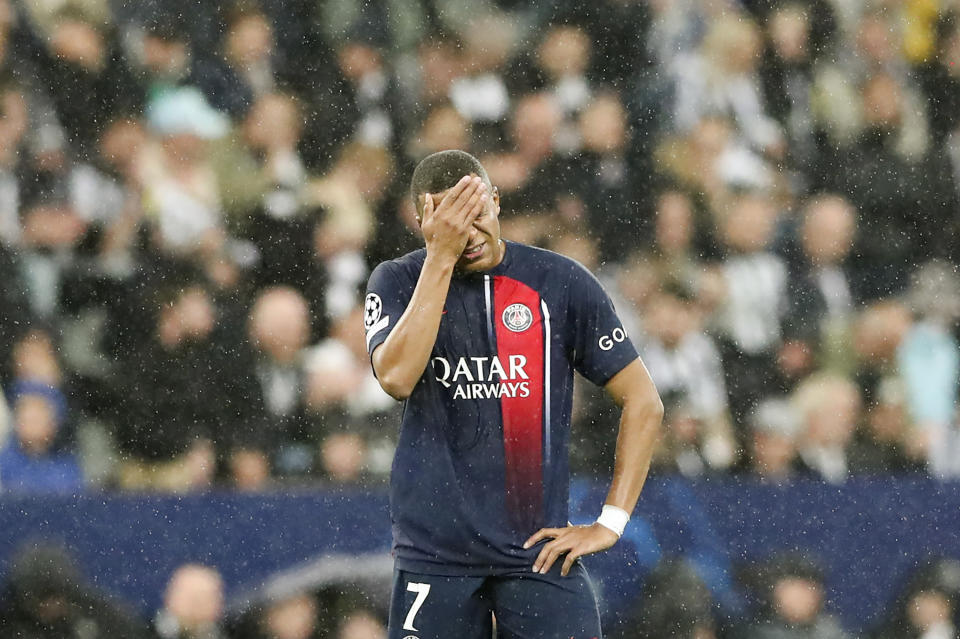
[493,275,544,531]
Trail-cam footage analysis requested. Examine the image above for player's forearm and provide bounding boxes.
[372,254,456,399]
[603,386,663,514]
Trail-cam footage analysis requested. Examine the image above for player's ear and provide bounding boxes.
[492,186,500,216]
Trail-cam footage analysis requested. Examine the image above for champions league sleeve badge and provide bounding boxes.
[502,303,534,332]
[364,292,390,350]
[364,293,383,330]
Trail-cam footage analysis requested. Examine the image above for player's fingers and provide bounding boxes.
[532,544,553,573]
[421,193,435,222]
[534,539,571,574]
[450,176,484,216]
[458,187,487,229]
[560,549,582,577]
[439,175,476,212]
[532,539,558,571]
[523,528,562,549]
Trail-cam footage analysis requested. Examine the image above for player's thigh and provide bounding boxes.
[491,562,602,639]
[388,568,493,639]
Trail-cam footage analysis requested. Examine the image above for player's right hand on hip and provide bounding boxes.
[421,175,487,263]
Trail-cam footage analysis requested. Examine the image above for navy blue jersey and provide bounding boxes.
[365,241,638,575]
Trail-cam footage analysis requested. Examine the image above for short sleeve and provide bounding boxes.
[569,263,639,386]
[364,260,414,359]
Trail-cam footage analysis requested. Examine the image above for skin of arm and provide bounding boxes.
[371,175,487,399]
[524,357,664,576]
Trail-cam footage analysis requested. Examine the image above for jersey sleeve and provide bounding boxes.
[363,260,413,359]
[568,263,639,386]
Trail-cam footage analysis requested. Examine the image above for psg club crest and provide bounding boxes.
[364,293,383,330]
[502,303,533,332]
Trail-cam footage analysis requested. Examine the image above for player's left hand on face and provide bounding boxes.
[523,523,619,577]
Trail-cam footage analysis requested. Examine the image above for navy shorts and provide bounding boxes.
[387,562,603,639]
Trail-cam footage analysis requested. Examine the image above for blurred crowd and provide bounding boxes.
[1,0,960,496]
[609,552,960,639]
[3,542,960,639]
[0,544,390,639]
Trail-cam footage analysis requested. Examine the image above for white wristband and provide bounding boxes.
[596,505,630,537]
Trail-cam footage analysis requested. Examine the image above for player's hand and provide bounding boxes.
[523,523,619,577]
[420,175,487,264]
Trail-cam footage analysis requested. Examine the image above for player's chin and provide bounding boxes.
[456,259,486,273]
[457,248,488,271]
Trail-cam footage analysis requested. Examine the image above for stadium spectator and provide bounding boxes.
[215,91,308,227]
[614,557,718,639]
[316,431,366,485]
[335,33,405,150]
[8,329,71,442]
[17,189,89,321]
[569,92,637,262]
[853,295,960,478]
[534,24,594,126]
[32,8,142,161]
[871,558,960,639]
[650,394,712,478]
[407,103,472,163]
[782,194,857,377]
[258,591,321,639]
[918,11,960,146]
[670,11,784,158]
[847,377,926,475]
[822,68,957,300]
[647,186,714,289]
[0,0,37,85]
[542,0,653,90]
[744,397,804,482]
[206,3,280,118]
[115,277,262,491]
[0,543,148,638]
[212,91,320,310]
[757,3,823,186]
[737,553,850,639]
[246,286,314,479]
[304,142,391,319]
[482,92,566,215]
[336,607,387,639]
[853,301,913,388]
[0,381,81,494]
[140,85,229,256]
[304,304,397,480]
[641,282,736,470]
[129,11,232,127]
[792,373,861,484]
[410,35,464,117]
[901,262,960,478]
[9,328,63,387]
[708,191,789,428]
[447,11,514,146]
[154,564,227,639]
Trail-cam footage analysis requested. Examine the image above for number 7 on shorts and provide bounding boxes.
[403,582,431,631]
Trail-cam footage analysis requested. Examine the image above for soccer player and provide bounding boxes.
[364,150,663,638]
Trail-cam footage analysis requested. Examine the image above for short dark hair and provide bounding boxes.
[410,150,491,212]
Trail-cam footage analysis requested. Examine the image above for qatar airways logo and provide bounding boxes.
[432,355,531,399]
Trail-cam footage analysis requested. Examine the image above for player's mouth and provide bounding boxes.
[462,243,485,260]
